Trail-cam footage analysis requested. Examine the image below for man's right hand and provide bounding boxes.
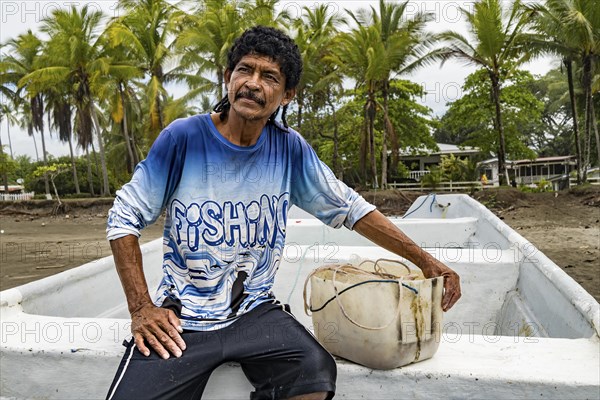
[130,304,187,359]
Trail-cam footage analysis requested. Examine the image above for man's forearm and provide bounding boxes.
[353,210,435,276]
[110,235,153,314]
[110,234,186,358]
[354,209,461,311]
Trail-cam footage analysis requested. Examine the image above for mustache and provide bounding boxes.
[235,91,265,106]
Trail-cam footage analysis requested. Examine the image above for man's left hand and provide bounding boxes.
[420,257,461,311]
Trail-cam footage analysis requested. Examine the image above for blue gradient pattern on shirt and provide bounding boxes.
[107,114,375,330]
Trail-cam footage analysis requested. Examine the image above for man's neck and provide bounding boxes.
[210,112,267,147]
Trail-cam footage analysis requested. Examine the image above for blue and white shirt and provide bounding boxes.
[107,114,375,331]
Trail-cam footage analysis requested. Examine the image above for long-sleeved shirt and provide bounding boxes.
[107,114,375,331]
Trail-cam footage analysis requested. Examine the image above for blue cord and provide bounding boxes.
[429,193,437,212]
[310,279,419,312]
[402,193,437,219]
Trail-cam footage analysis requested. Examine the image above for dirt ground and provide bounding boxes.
[1,188,598,302]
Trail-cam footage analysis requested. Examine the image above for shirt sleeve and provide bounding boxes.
[106,128,184,240]
[290,134,375,229]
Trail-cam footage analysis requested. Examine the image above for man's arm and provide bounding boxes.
[353,210,461,311]
[110,235,186,359]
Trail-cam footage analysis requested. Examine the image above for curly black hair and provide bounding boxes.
[213,26,303,129]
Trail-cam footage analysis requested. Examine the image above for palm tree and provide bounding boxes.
[1,30,50,195]
[174,0,291,108]
[45,88,81,194]
[334,25,384,187]
[530,0,599,181]
[0,102,18,159]
[239,0,291,28]
[439,0,536,185]
[293,4,343,126]
[98,40,145,173]
[347,0,437,188]
[107,0,179,141]
[21,6,113,196]
[569,0,600,174]
[293,4,345,173]
[173,0,243,102]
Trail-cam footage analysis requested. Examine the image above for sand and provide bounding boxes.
[1,188,598,302]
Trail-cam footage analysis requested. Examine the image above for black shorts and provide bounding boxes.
[106,301,337,400]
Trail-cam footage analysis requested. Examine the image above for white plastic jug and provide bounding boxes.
[303,259,444,370]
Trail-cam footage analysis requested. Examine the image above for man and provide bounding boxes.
[106,26,460,400]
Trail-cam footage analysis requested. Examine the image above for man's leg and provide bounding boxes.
[105,330,222,400]
[221,302,337,400]
[286,393,328,400]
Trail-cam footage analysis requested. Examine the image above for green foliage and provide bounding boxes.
[394,162,411,179]
[420,167,443,189]
[435,69,542,160]
[10,155,35,183]
[527,68,579,156]
[25,155,115,196]
[33,163,69,178]
[519,179,553,193]
[439,154,477,182]
[298,79,436,185]
[2,0,597,194]
[0,148,17,178]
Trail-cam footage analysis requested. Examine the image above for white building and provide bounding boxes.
[398,143,481,181]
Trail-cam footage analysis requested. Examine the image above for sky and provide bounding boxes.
[0,0,556,160]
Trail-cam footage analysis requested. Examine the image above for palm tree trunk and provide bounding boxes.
[67,133,80,194]
[367,89,378,189]
[0,133,9,193]
[297,92,304,132]
[156,94,165,130]
[119,85,136,172]
[490,74,508,186]
[6,119,14,159]
[122,115,135,173]
[584,103,592,176]
[565,60,583,184]
[90,104,111,196]
[381,80,390,189]
[28,123,40,162]
[39,125,50,196]
[91,140,101,192]
[131,131,140,166]
[217,67,224,100]
[360,113,368,185]
[329,96,340,178]
[85,145,95,196]
[390,121,399,178]
[593,101,600,167]
[582,56,593,182]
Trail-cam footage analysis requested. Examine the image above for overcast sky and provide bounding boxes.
[0,0,555,160]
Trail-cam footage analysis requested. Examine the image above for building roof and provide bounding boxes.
[0,185,24,193]
[399,143,480,157]
[435,143,480,155]
[478,155,576,167]
[512,155,576,164]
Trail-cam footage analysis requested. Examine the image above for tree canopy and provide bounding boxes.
[0,0,598,194]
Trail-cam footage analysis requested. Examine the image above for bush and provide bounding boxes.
[24,154,118,196]
[440,154,477,182]
[421,167,443,189]
[519,179,553,193]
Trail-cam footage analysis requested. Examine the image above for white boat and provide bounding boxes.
[1,194,598,399]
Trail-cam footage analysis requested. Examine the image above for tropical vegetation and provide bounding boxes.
[0,0,598,197]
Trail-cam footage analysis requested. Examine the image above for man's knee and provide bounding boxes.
[304,343,336,376]
[306,345,337,373]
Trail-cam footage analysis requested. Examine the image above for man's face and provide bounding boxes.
[224,54,295,122]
